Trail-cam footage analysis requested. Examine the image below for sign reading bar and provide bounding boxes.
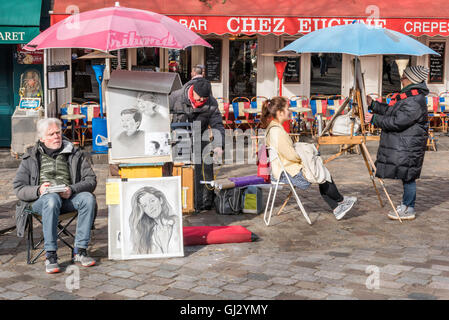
[429,41,445,84]
[205,39,222,82]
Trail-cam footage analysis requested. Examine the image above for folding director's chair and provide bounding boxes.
[263,146,312,226]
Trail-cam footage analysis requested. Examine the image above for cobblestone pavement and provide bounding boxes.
[0,145,449,300]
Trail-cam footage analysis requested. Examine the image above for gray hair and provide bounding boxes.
[192,64,205,76]
[36,118,62,139]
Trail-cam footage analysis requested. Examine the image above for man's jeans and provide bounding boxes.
[31,192,95,252]
[402,180,416,208]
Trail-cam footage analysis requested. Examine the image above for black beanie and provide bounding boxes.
[193,79,211,98]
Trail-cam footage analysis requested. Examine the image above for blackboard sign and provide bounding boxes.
[429,41,445,84]
[110,49,128,71]
[205,39,222,82]
[283,41,300,83]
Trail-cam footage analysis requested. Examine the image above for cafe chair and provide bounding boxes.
[250,96,268,128]
[439,91,449,133]
[231,97,252,131]
[309,95,328,136]
[80,102,101,147]
[288,96,309,135]
[326,94,346,119]
[59,102,82,143]
[216,97,233,130]
[427,92,445,132]
[263,146,312,226]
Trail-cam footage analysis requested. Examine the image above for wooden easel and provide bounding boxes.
[317,58,402,222]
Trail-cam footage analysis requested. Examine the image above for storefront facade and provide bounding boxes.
[0,0,44,146]
[49,1,449,107]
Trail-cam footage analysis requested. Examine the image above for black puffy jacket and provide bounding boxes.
[371,82,429,182]
[169,79,225,148]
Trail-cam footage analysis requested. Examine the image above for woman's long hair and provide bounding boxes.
[260,96,289,128]
[129,186,173,254]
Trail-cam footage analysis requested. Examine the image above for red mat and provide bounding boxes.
[183,226,258,246]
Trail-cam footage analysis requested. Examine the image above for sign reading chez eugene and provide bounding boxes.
[173,16,449,37]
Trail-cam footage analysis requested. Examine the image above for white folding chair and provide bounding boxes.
[263,146,312,226]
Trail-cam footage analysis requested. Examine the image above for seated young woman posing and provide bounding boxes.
[262,96,357,220]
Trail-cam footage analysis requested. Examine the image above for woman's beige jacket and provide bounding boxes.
[265,121,302,180]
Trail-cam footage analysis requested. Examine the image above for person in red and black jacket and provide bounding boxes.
[169,77,225,212]
[365,66,430,221]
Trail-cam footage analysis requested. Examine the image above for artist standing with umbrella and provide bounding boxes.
[365,66,430,221]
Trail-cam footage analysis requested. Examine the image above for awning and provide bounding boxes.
[52,0,449,19]
[50,14,449,37]
[0,27,40,44]
[0,0,42,44]
[50,0,449,37]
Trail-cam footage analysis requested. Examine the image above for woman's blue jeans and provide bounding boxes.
[31,192,96,252]
[402,180,416,208]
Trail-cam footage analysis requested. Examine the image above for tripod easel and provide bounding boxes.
[317,58,402,222]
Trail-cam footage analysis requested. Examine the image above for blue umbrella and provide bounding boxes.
[279,22,439,56]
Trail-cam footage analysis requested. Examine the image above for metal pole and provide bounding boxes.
[44,49,48,118]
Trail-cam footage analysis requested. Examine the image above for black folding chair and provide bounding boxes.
[26,209,79,265]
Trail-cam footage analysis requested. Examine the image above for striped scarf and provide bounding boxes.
[388,88,425,106]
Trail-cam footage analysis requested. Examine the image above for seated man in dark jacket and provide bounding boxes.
[169,77,225,211]
[13,118,97,273]
[365,66,430,221]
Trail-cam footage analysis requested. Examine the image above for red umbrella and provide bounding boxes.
[24,4,212,52]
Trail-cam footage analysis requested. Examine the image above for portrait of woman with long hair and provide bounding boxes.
[129,186,180,255]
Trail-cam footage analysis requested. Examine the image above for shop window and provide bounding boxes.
[382,55,411,96]
[168,48,192,84]
[310,53,342,96]
[229,38,257,100]
[135,47,160,71]
[71,49,98,104]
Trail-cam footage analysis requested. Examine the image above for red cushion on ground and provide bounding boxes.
[183,226,253,246]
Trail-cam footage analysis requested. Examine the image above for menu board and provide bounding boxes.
[110,49,128,71]
[205,39,222,82]
[429,41,445,84]
[283,41,300,83]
